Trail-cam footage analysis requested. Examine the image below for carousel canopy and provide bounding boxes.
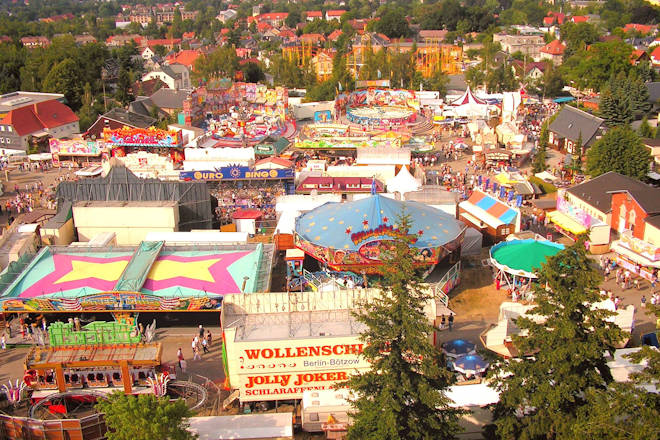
[295,194,465,252]
[490,239,565,278]
[387,167,421,194]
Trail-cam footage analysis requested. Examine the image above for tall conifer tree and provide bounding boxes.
[490,240,624,439]
[343,211,462,440]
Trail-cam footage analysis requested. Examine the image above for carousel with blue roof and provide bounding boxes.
[293,194,467,276]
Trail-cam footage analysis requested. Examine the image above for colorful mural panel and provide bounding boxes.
[103,127,183,148]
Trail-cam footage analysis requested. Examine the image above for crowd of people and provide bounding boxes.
[211,181,285,225]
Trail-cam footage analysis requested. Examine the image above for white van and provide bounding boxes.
[301,388,351,432]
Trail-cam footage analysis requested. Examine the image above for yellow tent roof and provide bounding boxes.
[547,211,587,235]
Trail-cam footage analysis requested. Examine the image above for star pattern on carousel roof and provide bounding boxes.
[295,195,467,252]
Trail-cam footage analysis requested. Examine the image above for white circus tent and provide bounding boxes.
[450,86,490,118]
[387,166,422,194]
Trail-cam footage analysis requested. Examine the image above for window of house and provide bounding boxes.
[629,209,636,230]
[309,413,319,422]
[619,204,626,219]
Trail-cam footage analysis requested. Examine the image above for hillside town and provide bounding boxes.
[0,0,659,439]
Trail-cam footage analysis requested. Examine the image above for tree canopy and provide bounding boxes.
[586,125,652,179]
[96,392,196,440]
[489,240,624,440]
[342,211,462,440]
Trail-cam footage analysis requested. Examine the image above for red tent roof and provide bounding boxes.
[232,209,262,220]
[451,86,487,106]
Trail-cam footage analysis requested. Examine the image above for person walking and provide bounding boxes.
[206,330,212,347]
[198,324,205,339]
[201,337,209,354]
[177,347,184,369]
[448,313,454,331]
[1,334,5,350]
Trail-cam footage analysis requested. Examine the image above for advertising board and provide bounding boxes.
[223,329,370,402]
[103,127,183,148]
[180,166,294,181]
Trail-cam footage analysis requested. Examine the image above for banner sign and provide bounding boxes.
[49,139,103,156]
[0,292,222,313]
[224,331,370,402]
[103,127,182,148]
[180,166,294,181]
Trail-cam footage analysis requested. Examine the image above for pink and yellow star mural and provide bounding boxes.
[4,246,264,300]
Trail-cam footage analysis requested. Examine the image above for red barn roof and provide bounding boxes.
[0,100,78,136]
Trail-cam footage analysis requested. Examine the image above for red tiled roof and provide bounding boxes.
[147,38,182,46]
[624,23,656,34]
[571,15,589,23]
[328,29,343,41]
[0,100,78,136]
[255,157,294,168]
[300,33,325,43]
[167,50,201,67]
[306,11,322,18]
[326,10,346,16]
[541,39,566,55]
[651,46,660,63]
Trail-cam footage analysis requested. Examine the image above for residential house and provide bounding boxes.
[630,49,650,66]
[256,12,289,27]
[327,29,343,43]
[512,60,546,81]
[325,10,346,22]
[166,50,201,71]
[131,78,167,97]
[141,64,190,90]
[643,138,660,170]
[74,34,97,45]
[418,30,448,44]
[216,9,237,23]
[148,88,190,115]
[85,108,156,140]
[20,36,51,48]
[300,33,326,45]
[128,10,152,26]
[623,23,657,35]
[106,34,142,47]
[310,49,336,81]
[539,39,566,65]
[548,105,605,154]
[306,11,322,21]
[651,46,660,68]
[571,15,590,23]
[146,38,181,51]
[141,46,157,60]
[492,33,545,59]
[609,185,660,277]
[0,92,79,150]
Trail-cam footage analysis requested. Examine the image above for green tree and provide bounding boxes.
[539,64,564,98]
[115,68,133,107]
[639,116,656,138]
[342,212,462,440]
[77,82,98,131]
[242,62,265,83]
[562,40,633,91]
[599,86,632,126]
[194,46,239,80]
[489,239,624,440]
[153,45,168,57]
[532,122,549,173]
[42,57,84,109]
[572,132,584,174]
[96,392,196,440]
[586,125,652,179]
[372,7,411,39]
[171,8,183,38]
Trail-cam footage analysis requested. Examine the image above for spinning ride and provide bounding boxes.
[294,194,466,275]
[336,89,420,128]
[489,239,564,291]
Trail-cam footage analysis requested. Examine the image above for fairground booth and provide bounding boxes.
[104,126,185,168]
[294,194,466,275]
[49,138,108,170]
[458,189,521,244]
